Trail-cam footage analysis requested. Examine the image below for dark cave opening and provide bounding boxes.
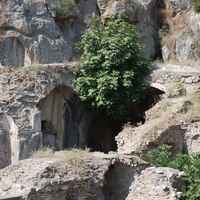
[88,87,165,153]
[38,85,164,153]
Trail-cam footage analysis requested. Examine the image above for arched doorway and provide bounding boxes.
[37,85,93,150]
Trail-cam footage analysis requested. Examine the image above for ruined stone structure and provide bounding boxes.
[1,1,200,199]
[0,63,95,169]
[0,63,200,170]
[0,151,185,200]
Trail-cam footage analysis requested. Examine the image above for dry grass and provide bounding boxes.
[186,93,200,119]
[121,121,135,130]
[26,64,47,72]
[30,147,55,158]
[61,148,92,176]
[62,148,91,165]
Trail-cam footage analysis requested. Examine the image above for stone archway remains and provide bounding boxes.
[37,85,94,150]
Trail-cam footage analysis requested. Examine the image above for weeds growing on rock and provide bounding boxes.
[62,148,91,165]
[51,0,78,19]
[192,0,200,13]
[175,82,187,95]
[168,82,186,97]
[62,148,91,175]
[30,147,55,158]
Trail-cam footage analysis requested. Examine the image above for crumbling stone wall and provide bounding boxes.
[0,152,185,200]
[127,167,185,200]
[0,64,93,168]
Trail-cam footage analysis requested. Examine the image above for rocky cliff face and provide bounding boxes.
[160,0,200,62]
[0,0,99,67]
[1,1,200,200]
[1,0,199,67]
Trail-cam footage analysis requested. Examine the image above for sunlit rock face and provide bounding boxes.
[0,0,200,68]
[0,0,99,67]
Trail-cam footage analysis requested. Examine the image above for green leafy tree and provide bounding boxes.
[147,144,200,200]
[183,153,200,200]
[75,13,151,118]
[147,144,173,167]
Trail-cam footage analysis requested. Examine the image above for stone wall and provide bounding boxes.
[0,63,94,168]
[150,64,200,83]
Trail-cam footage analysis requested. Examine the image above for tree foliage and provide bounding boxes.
[147,144,200,200]
[192,0,200,13]
[75,13,151,118]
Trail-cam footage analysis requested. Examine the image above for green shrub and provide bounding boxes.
[52,0,78,19]
[192,0,200,12]
[147,144,173,167]
[175,82,186,96]
[75,13,151,119]
[147,144,200,200]
[183,153,200,200]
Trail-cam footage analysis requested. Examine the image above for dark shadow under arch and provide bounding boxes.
[88,87,165,153]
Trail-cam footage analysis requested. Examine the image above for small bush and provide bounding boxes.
[147,144,173,167]
[51,0,78,19]
[147,144,200,200]
[192,0,200,12]
[168,82,186,97]
[175,82,186,95]
[183,153,200,200]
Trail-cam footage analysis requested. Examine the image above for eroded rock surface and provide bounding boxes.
[0,152,148,200]
[0,63,95,168]
[1,0,200,67]
[116,65,200,158]
[0,0,99,67]
[126,167,185,200]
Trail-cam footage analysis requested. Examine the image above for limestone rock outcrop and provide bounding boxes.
[1,0,200,67]
[161,0,200,62]
[0,0,99,67]
[116,121,183,159]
